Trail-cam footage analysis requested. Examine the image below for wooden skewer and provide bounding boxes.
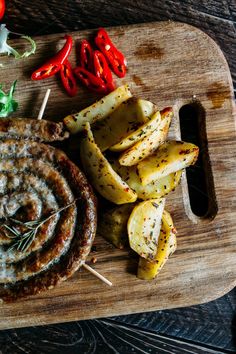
[37,89,51,120]
[82,263,112,286]
[37,89,113,287]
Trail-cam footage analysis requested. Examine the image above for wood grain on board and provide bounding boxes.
[0,21,235,330]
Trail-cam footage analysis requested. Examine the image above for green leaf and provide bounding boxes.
[20,35,37,58]
[0,80,18,118]
[0,24,36,59]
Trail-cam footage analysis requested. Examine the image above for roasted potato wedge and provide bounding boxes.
[136,99,158,122]
[93,98,157,152]
[156,210,177,263]
[137,140,199,186]
[137,210,177,280]
[137,257,158,280]
[119,107,173,166]
[168,225,177,256]
[110,110,161,152]
[64,85,132,134]
[80,122,137,204]
[97,204,134,249]
[111,159,182,200]
[127,198,165,259]
[93,98,144,152]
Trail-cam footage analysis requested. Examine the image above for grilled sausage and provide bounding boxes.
[0,118,69,142]
[0,139,97,302]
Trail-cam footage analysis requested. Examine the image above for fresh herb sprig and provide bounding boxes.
[0,80,18,117]
[1,200,77,252]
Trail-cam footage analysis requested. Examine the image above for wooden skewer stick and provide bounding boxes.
[37,89,51,120]
[82,263,112,286]
[37,89,113,287]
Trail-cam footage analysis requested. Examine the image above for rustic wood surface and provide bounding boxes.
[1,20,235,328]
[0,0,236,353]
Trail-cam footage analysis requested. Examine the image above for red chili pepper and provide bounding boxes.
[95,28,127,78]
[31,35,73,80]
[79,39,94,72]
[60,60,78,97]
[93,50,115,93]
[0,0,5,20]
[74,66,107,94]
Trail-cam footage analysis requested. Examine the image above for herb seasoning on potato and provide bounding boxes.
[75,86,199,280]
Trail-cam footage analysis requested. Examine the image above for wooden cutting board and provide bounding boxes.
[0,21,236,330]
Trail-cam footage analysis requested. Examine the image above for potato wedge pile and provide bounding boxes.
[64,85,199,280]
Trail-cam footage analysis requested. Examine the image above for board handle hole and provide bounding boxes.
[179,102,218,219]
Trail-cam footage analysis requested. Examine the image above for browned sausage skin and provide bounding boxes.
[0,118,69,142]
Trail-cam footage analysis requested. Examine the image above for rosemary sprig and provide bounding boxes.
[1,199,77,253]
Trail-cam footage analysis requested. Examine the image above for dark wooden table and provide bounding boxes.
[1,1,236,353]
